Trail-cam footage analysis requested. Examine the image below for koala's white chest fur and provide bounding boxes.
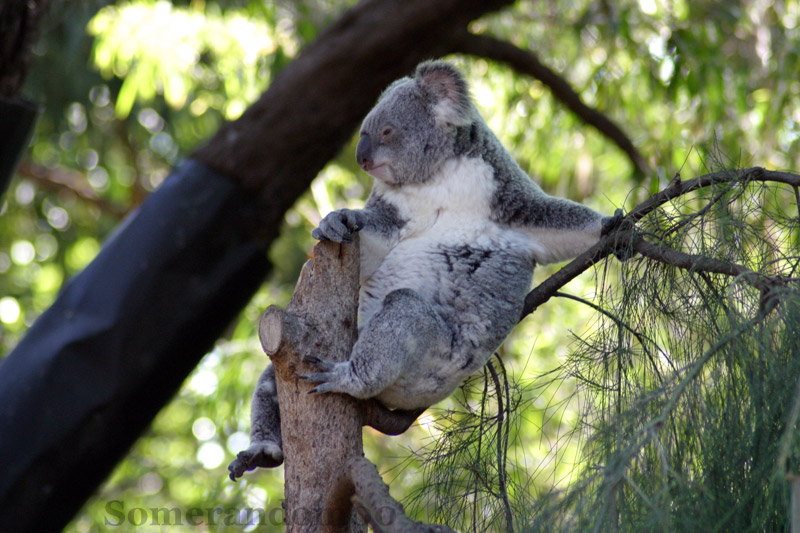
[358,156,534,329]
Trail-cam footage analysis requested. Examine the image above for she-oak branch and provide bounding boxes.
[520,167,800,320]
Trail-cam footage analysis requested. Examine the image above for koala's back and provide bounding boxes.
[358,155,536,407]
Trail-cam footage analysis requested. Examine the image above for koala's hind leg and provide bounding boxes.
[302,288,453,402]
[228,364,283,480]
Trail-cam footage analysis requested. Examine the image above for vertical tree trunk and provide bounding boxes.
[259,237,364,532]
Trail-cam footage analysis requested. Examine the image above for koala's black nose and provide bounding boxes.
[356,134,372,169]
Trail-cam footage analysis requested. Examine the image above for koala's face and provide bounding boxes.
[357,79,457,186]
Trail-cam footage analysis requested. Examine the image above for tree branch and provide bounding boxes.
[520,167,800,319]
[346,456,460,533]
[626,167,800,222]
[16,160,129,219]
[262,237,364,532]
[453,31,651,177]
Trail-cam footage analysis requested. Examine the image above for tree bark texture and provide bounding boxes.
[260,238,364,532]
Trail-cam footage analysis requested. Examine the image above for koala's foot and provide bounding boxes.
[298,355,346,396]
[228,440,284,481]
[311,209,366,243]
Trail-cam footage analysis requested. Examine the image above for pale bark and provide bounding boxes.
[260,237,364,532]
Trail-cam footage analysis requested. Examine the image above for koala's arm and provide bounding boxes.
[494,176,618,265]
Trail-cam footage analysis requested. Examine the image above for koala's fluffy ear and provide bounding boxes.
[415,61,473,126]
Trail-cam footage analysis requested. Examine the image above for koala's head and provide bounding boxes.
[356,61,475,185]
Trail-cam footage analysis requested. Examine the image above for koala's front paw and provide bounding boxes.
[228,440,284,481]
[601,208,626,236]
[601,209,636,261]
[311,209,366,243]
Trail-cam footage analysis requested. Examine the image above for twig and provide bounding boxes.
[626,167,800,223]
[793,185,800,217]
[553,292,669,379]
[453,31,651,177]
[474,366,489,529]
[486,360,514,533]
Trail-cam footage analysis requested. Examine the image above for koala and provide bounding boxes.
[229,60,621,480]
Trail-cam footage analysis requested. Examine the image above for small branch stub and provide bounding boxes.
[259,305,285,356]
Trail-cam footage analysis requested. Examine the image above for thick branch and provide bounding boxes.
[454,31,651,177]
[346,456,460,533]
[266,238,363,532]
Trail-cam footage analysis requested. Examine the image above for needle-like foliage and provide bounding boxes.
[408,168,800,532]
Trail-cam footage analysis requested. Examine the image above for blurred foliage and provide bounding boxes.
[0,0,798,530]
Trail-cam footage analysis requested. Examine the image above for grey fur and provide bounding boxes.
[232,60,617,475]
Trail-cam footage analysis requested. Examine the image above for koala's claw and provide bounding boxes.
[301,355,335,372]
[306,382,340,395]
[299,356,340,394]
[311,227,354,243]
[228,440,284,481]
[312,209,365,243]
[299,371,338,393]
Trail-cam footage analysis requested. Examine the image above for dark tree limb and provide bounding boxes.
[0,161,270,532]
[0,0,50,97]
[453,31,652,177]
